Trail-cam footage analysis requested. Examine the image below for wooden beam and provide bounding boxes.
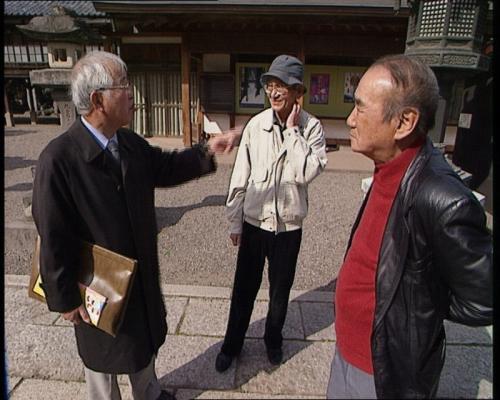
[4,87,15,127]
[297,29,305,108]
[26,85,37,125]
[181,34,192,147]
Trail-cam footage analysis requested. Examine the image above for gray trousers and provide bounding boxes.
[84,355,162,400]
[327,347,377,399]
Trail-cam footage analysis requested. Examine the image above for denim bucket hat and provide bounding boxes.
[260,54,306,93]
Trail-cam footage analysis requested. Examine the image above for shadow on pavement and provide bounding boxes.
[437,323,492,398]
[158,279,336,398]
[155,194,227,231]
[4,129,38,136]
[5,182,33,192]
[158,279,492,399]
[4,156,38,171]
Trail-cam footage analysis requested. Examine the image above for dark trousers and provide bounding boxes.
[221,222,302,356]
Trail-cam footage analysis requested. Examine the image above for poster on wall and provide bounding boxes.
[343,72,362,103]
[239,66,265,108]
[309,73,330,105]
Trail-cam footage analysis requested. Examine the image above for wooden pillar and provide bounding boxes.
[32,87,39,112]
[229,54,236,129]
[181,35,192,147]
[4,87,15,127]
[297,31,305,108]
[103,38,112,52]
[194,58,202,144]
[26,85,37,125]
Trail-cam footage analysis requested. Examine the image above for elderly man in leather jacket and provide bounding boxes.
[328,54,492,399]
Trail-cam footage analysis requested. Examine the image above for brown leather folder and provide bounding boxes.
[29,236,137,337]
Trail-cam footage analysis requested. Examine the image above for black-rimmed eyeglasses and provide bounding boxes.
[263,83,291,96]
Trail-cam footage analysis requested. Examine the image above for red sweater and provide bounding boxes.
[335,142,422,374]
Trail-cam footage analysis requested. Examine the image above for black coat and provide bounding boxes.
[343,138,492,398]
[32,118,216,373]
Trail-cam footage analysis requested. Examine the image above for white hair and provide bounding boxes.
[71,51,128,115]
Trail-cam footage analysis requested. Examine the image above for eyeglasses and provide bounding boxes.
[264,83,290,96]
[96,82,131,92]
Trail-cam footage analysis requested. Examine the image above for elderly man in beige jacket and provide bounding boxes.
[216,55,327,372]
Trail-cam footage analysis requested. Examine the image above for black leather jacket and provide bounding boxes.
[346,138,492,398]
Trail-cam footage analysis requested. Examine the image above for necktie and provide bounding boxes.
[107,139,120,164]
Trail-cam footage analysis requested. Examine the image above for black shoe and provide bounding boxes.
[267,347,283,365]
[157,390,176,400]
[215,351,234,372]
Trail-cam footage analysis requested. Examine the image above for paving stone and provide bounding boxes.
[179,298,230,337]
[163,284,231,299]
[5,287,59,325]
[299,302,335,341]
[246,301,304,340]
[53,315,73,327]
[8,379,87,400]
[237,339,333,397]
[289,290,333,303]
[437,345,492,399]
[7,379,133,400]
[177,388,323,399]
[444,320,493,345]
[8,376,22,395]
[165,296,189,334]
[6,322,83,381]
[155,334,235,390]
[5,274,30,287]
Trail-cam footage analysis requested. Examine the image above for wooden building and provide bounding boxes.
[4,1,110,126]
[4,1,411,143]
[6,1,490,148]
[92,0,413,146]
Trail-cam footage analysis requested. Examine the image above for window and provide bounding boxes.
[28,45,44,63]
[5,46,15,63]
[4,44,47,64]
[84,44,103,54]
[53,48,67,62]
[20,46,28,63]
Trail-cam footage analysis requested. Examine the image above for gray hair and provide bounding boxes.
[371,54,440,137]
[71,51,128,115]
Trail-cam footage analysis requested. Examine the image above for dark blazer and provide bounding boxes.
[342,138,492,398]
[32,118,216,373]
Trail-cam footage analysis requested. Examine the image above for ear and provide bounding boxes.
[89,91,104,112]
[394,107,419,140]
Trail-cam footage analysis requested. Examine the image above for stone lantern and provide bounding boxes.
[17,5,104,129]
[404,0,491,143]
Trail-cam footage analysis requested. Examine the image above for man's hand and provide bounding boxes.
[62,304,91,325]
[207,127,242,154]
[230,233,241,247]
[286,103,301,129]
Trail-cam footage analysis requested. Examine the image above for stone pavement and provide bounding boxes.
[4,124,493,398]
[5,274,492,399]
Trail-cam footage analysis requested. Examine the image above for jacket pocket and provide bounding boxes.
[277,183,308,223]
[244,168,270,221]
[251,168,268,183]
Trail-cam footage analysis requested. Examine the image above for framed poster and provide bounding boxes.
[239,66,265,108]
[343,72,362,103]
[309,73,330,105]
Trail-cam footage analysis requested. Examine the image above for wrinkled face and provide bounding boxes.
[99,66,134,128]
[346,66,399,163]
[264,78,301,120]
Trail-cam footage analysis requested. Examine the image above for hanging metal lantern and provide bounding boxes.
[405,0,490,71]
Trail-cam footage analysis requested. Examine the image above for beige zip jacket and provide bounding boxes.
[226,108,327,234]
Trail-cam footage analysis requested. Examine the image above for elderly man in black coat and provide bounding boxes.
[32,51,236,400]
